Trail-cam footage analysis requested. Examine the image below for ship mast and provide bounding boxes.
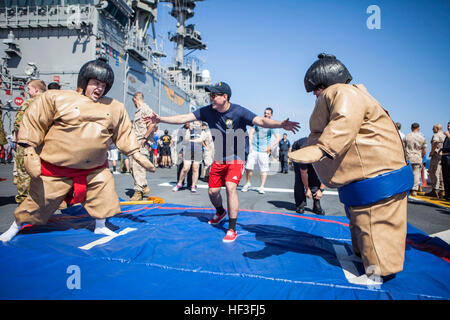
[162,0,207,70]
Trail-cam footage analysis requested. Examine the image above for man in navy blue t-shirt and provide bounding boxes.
[192,98,256,163]
[145,81,300,243]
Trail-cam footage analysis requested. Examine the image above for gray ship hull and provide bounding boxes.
[0,1,205,135]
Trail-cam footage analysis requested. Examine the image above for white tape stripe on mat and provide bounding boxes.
[79,227,137,250]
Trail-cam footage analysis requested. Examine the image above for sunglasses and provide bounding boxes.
[209,93,225,98]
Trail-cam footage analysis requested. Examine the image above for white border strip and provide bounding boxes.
[430,229,450,245]
[158,182,339,195]
[79,227,137,250]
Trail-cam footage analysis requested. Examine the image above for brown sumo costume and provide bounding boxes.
[14,89,140,225]
[290,54,411,278]
[0,60,155,243]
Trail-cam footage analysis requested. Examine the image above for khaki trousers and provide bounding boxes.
[14,167,120,225]
[411,163,422,191]
[346,192,407,276]
[130,151,148,192]
[429,155,444,191]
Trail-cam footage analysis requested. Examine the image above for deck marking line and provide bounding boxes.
[79,227,137,250]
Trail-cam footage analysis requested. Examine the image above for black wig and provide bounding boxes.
[77,59,114,95]
[304,53,352,92]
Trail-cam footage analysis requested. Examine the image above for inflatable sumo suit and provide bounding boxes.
[14,59,151,226]
[289,54,413,277]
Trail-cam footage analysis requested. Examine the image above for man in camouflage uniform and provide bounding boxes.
[13,79,46,204]
[0,79,8,164]
[129,92,155,201]
[0,105,7,164]
[404,123,427,196]
[426,124,446,198]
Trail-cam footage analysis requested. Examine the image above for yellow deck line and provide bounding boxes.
[120,201,160,205]
[411,195,450,208]
[120,197,164,206]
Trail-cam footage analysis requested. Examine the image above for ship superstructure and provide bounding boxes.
[0,0,211,134]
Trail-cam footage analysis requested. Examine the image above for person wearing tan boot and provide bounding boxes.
[404,123,427,196]
[129,92,155,201]
[0,59,155,242]
[289,53,413,285]
[426,124,446,198]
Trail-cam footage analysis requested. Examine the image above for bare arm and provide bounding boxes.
[145,112,197,125]
[252,116,282,128]
[300,168,309,190]
[300,168,312,198]
[200,131,208,148]
[270,133,282,151]
[252,116,300,133]
[313,182,326,200]
[248,127,255,152]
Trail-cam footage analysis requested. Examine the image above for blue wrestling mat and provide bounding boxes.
[0,202,449,300]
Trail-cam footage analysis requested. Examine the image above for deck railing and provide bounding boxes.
[0,5,95,29]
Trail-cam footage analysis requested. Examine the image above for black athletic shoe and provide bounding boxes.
[296,206,305,214]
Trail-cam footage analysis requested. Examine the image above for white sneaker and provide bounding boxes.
[112,171,120,175]
[351,274,383,287]
[0,221,21,242]
[258,187,265,194]
[172,183,182,192]
[241,183,251,192]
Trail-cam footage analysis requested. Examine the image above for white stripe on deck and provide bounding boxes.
[430,229,450,245]
[332,244,383,288]
[332,244,362,282]
[79,227,137,250]
[158,182,339,195]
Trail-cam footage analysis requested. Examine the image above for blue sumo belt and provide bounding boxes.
[338,165,414,207]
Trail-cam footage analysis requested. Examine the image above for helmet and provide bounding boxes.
[304,53,352,92]
[77,59,114,96]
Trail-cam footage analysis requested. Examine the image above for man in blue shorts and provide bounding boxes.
[146,82,299,242]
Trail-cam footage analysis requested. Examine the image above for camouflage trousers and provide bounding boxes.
[14,145,31,204]
[429,155,444,191]
[0,116,7,146]
[130,146,150,192]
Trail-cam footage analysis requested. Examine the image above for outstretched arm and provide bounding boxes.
[252,116,300,134]
[144,112,197,125]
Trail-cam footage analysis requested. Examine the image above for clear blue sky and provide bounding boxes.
[155,0,450,155]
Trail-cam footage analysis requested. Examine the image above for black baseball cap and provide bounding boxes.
[205,81,232,98]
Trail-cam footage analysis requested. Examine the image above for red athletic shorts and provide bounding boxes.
[208,160,245,188]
